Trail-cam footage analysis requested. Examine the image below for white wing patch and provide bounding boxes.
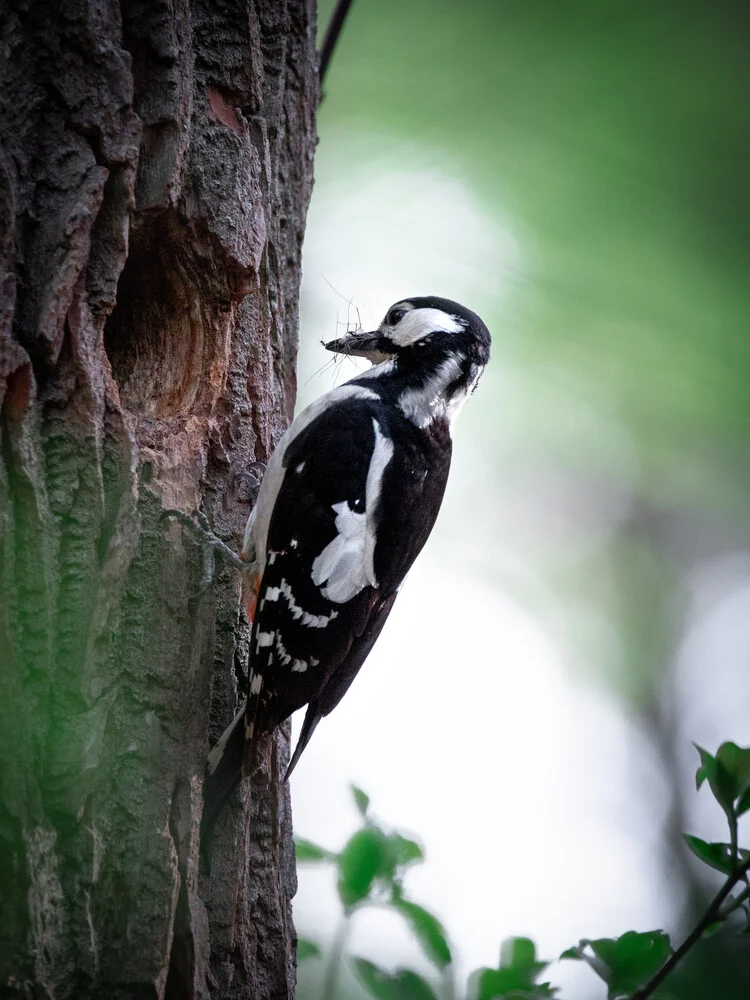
[363,419,394,583]
[311,418,394,603]
[241,383,379,568]
[311,502,370,603]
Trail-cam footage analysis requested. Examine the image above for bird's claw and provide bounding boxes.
[162,508,247,584]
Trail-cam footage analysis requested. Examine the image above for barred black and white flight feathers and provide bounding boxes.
[206,295,491,796]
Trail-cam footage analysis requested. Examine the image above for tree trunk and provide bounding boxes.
[0,1,317,997]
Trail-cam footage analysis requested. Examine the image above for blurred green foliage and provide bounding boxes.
[297,749,750,999]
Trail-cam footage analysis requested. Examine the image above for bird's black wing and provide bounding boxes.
[243,398,452,776]
[244,400,382,743]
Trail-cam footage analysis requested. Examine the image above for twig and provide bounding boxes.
[319,0,354,88]
[721,884,750,917]
[632,855,750,1000]
[730,814,739,868]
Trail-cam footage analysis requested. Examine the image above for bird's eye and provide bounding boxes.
[387,308,406,326]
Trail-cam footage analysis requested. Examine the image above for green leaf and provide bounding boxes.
[472,968,557,999]
[352,784,371,818]
[588,931,672,997]
[683,835,735,875]
[716,742,750,802]
[296,937,322,961]
[360,831,425,891]
[392,899,452,968]
[335,822,423,906]
[559,941,611,985]
[737,787,750,817]
[353,958,440,1000]
[500,938,541,972]
[559,946,583,961]
[701,921,725,938]
[353,959,402,1000]
[694,744,740,819]
[295,837,333,863]
[337,826,388,908]
[472,938,556,999]
[683,835,750,874]
[385,833,425,873]
[695,744,714,791]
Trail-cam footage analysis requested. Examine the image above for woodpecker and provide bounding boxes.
[206,296,491,796]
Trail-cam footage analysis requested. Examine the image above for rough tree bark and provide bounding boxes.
[0,1,318,997]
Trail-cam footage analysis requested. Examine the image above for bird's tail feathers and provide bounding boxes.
[241,695,262,777]
[284,703,321,782]
[202,706,246,838]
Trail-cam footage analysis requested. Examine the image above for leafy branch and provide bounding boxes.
[296,743,750,1000]
[296,785,452,1000]
[630,852,750,1000]
[562,742,750,999]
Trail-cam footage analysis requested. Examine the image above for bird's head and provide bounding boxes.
[325,295,491,370]
[325,296,491,427]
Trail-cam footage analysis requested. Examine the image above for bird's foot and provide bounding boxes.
[162,508,247,585]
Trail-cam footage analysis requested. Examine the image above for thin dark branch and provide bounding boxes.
[632,855,750,1000]
[319,0,354,88]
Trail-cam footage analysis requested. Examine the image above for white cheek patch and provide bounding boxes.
[311,418,394,603]
[390,308,466,347]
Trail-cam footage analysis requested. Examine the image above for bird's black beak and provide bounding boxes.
[324,329,392,361]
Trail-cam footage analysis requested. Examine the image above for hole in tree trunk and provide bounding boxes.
[104,214,232,420]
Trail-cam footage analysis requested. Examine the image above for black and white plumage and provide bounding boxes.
[206,296,491,795]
